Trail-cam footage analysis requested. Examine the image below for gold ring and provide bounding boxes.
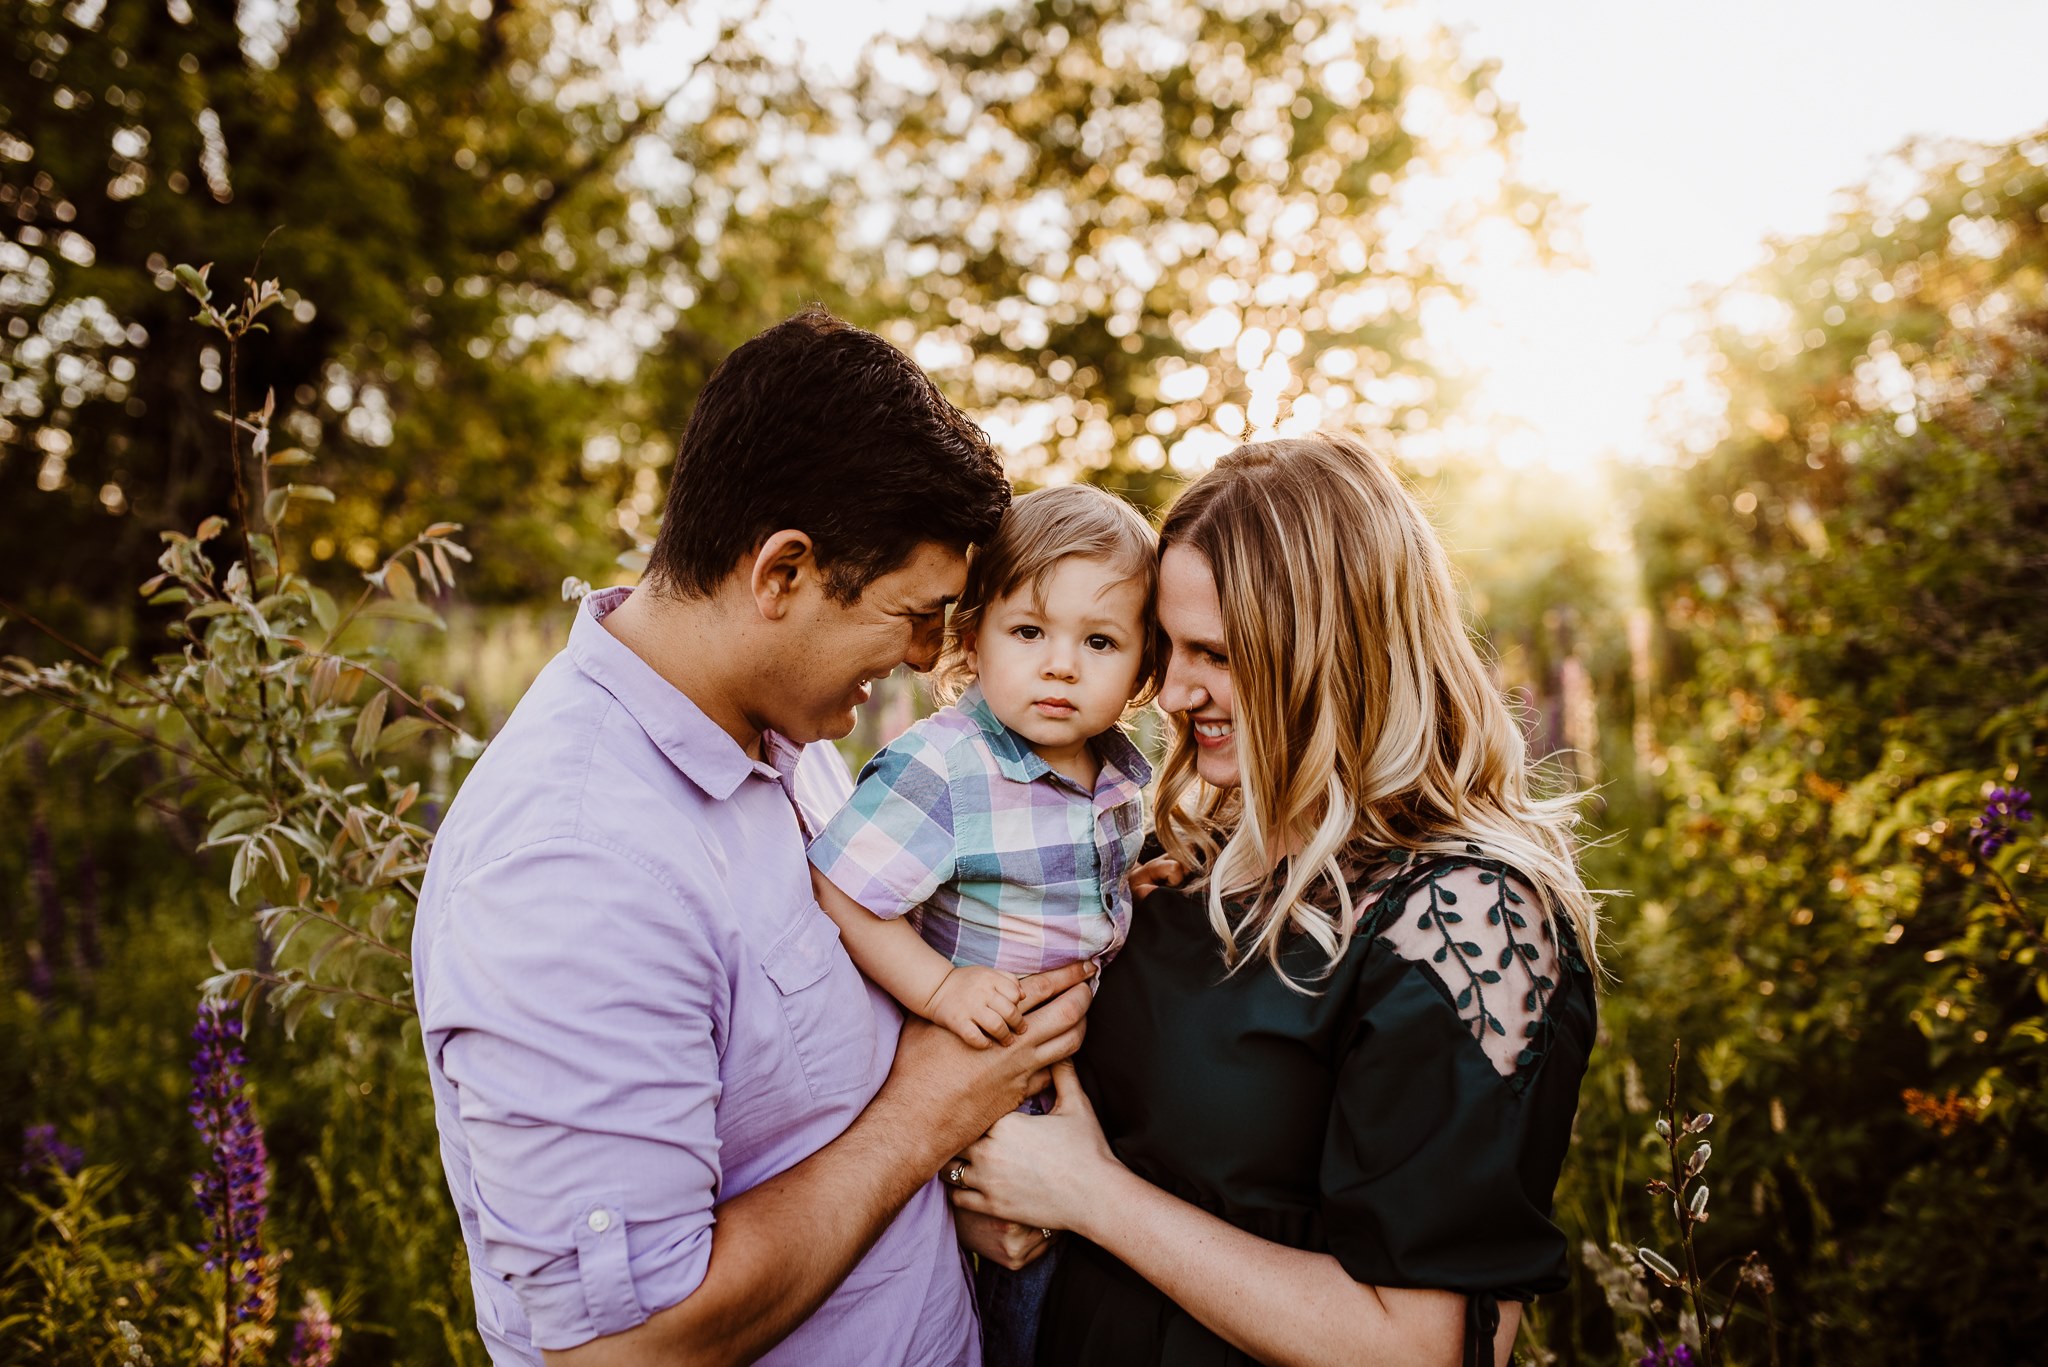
[945,1163,966,1187]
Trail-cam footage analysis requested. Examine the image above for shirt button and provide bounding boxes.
[588,1209,613,1233]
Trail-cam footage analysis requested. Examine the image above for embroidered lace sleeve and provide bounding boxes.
[1318,853,1595,1365]
[1369,857,1571,1083]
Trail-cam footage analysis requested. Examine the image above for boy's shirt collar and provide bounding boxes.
[956,682,1153,796]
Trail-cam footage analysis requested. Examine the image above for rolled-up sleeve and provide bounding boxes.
[807,735,956,918]
[423,834,727,1350]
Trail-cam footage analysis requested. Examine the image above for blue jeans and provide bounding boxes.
[974,1241,1060,1367]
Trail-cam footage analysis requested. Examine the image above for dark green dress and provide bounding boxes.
[1038,849,1595,1367]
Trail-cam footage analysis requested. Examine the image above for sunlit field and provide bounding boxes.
[4,1,2046,1362]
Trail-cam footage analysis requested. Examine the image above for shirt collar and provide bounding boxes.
[957,682,1154,796]
[569,587,795,801]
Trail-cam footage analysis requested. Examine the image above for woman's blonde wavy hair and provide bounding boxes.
[1154,433,1603,987]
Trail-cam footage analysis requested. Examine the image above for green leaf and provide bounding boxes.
[289,484,336,504]
[206,807,269,843]
[308,934,345,979]
[356,599,445,629]
[352,689,390,763]
[174,262,213,301]
[379,557,418,603]
[264,488,289,525]
[95,744,146,782]
[282,991,313,1040]
[374,716,436,754]
[267,448,314,467]
[229,840,255,904]
[308,585,339,636]
[203,661,231,711]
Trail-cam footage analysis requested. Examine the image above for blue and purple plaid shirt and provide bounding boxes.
[809,684,1152,978]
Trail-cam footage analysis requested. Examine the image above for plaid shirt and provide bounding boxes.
[809,684,1152,977]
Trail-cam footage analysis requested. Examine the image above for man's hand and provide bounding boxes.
[880,958,1093,1168]
[924,964,1028,1048]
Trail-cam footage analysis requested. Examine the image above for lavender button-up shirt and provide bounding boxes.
[415,587,977,1366]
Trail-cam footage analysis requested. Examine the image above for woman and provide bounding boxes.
[948,434,1600,1367]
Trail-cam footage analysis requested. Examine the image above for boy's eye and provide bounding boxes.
[1087,634,1118,652]
[1012,625,1042,641]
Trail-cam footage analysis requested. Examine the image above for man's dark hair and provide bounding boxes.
[648,307,1011,602]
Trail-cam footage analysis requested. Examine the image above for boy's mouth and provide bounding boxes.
[1034,697,1078,717]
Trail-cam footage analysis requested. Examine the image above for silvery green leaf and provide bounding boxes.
[1689,1185,1710,1217]
[1636,1248,1682,1287]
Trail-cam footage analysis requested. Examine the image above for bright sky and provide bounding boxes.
[1425,0,2048,468]
[703,0,2048,471]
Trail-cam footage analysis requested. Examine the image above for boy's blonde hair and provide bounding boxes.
[930,483,1160,707]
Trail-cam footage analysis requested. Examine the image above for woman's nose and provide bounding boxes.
[1158,659,1204,714]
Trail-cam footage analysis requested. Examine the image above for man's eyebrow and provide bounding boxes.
[906,595,955,615]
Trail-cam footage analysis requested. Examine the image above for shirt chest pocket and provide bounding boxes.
[760,908,877,1101]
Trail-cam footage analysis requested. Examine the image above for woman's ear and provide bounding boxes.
[749,529,815,621]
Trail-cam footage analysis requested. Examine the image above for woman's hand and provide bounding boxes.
[950,1061,1122,1236]
[1129,854,1185,901]
[951,1205,1058,1272]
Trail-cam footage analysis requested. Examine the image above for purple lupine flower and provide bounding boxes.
[1972,785,2035,857]
[189,1000,270,1321]
[287,1290,341,1367]
[1638,1342,1697,1367]
[19,1123,84,1177]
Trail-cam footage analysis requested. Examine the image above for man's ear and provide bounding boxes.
[749,530,816,621]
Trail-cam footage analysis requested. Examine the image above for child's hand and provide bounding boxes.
[1130,855,1185,902]
[925,965,1029,1049]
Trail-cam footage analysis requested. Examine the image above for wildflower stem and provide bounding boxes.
[1665,1041,1716,1365]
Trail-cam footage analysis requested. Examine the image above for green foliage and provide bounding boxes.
[1574,126,2048,1363]
[0,1164,205,1365]
[856,0,1556,499]
[2,263,484,1027]
[1,0,840,604]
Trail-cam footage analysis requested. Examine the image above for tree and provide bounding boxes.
[850,0,1561,503]
[0,0,843,608]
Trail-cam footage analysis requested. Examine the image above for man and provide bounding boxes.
[414,307,1089,1366]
